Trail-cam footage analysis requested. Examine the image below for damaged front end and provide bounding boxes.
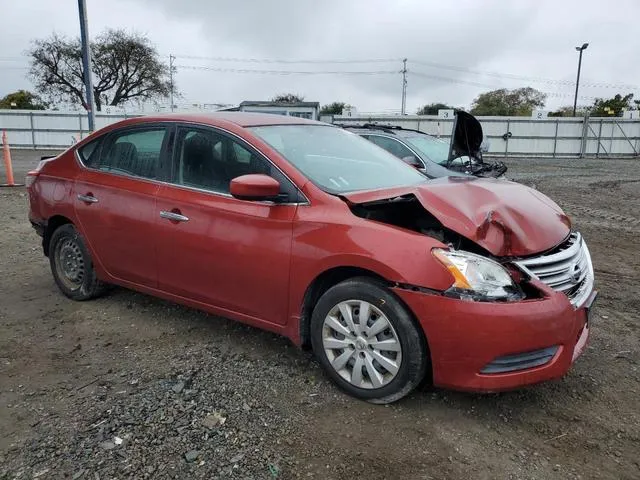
[345,193,527,302]
[457,160,508,178]
[341,177,585,304]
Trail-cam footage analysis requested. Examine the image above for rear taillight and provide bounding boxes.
[26,157,56,188]
[25,170,39,188]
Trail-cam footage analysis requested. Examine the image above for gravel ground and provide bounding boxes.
[1,150,639,479]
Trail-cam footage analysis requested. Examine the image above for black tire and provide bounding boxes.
[310,277,429,404]
[49,223,107,301]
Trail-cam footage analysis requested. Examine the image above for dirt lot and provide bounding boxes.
[1,151,639,479]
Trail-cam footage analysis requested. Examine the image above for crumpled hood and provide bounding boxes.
[342,177,571,257]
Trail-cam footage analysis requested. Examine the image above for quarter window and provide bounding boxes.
[98,128,167,179]
[77,138,102,168]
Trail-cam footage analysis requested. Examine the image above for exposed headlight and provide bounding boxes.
[432,248,522,301]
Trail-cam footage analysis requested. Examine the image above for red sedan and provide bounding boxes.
[27,113,596,403]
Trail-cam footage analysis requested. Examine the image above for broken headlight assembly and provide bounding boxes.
[432,248,524,301]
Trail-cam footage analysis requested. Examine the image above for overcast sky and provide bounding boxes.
[1,0,638,113]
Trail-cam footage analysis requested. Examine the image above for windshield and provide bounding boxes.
[404,135,450,165]
[249,125,426,193]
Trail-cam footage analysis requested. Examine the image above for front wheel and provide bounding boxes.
[310,277,429,404]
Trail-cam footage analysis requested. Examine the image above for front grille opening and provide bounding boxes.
[519,281,545,300]
[480,346,559,374]
[514,232,593,307]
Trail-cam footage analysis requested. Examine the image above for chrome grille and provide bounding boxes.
[515,232,594,307]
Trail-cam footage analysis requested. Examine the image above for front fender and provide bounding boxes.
[285,216,456,343]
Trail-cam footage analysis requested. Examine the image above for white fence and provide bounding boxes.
[330,114,640,158]
[1,109,639,157]
[0,110,139,149]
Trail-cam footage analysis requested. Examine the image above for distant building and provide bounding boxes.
[234,101,320,120]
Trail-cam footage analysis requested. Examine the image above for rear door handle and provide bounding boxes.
[160,210,189,222]
[77,194,99,204]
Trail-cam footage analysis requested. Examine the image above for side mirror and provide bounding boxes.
[230,174,281,201]
[401,155,423,169]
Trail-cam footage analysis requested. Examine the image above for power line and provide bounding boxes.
[174,63,605,100]
[170,54,401,64]
[175,65,399,75]
[410,70,599,101]
[410,59,639,91]
[4,49,638,91]
[169,54,638,90]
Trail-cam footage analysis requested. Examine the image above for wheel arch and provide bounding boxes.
[298,267,431,368]
[43,215,74,257]
[298,267,384,349]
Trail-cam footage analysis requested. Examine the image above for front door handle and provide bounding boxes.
[160,210,189,222]
[77,194,99,204]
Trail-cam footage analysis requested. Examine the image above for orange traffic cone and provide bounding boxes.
[2,130,20,187]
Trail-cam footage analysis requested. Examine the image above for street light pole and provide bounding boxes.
[572,42,589,117]
[77,0,95,132]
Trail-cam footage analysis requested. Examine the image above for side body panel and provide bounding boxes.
[73,170,160,287]
[155,184,296,325]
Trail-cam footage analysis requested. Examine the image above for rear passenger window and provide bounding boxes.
[98,129,167,180]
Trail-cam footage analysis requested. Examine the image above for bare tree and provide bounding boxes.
[29,29,172,111]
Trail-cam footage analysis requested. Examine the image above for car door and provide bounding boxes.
[155,124,302,326]
[73,125,170,287]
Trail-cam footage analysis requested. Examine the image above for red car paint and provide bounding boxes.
[341,178,571,257]
[27,112,594,392]
[395,283,594,391]
[230,174,281,198]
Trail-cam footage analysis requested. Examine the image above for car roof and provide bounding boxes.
[112,112,328,129]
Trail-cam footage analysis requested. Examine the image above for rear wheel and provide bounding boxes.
[49,224,107,300]
[310,277,428,404]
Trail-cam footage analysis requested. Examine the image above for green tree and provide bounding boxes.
[416,103,452,115]
[591,93,634,116]
[271,93,305,103]
[29,29,172,111]
[0,90,47,110]
[470,87,546,116]
[548,105,587,117]
[320,102,347,115]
